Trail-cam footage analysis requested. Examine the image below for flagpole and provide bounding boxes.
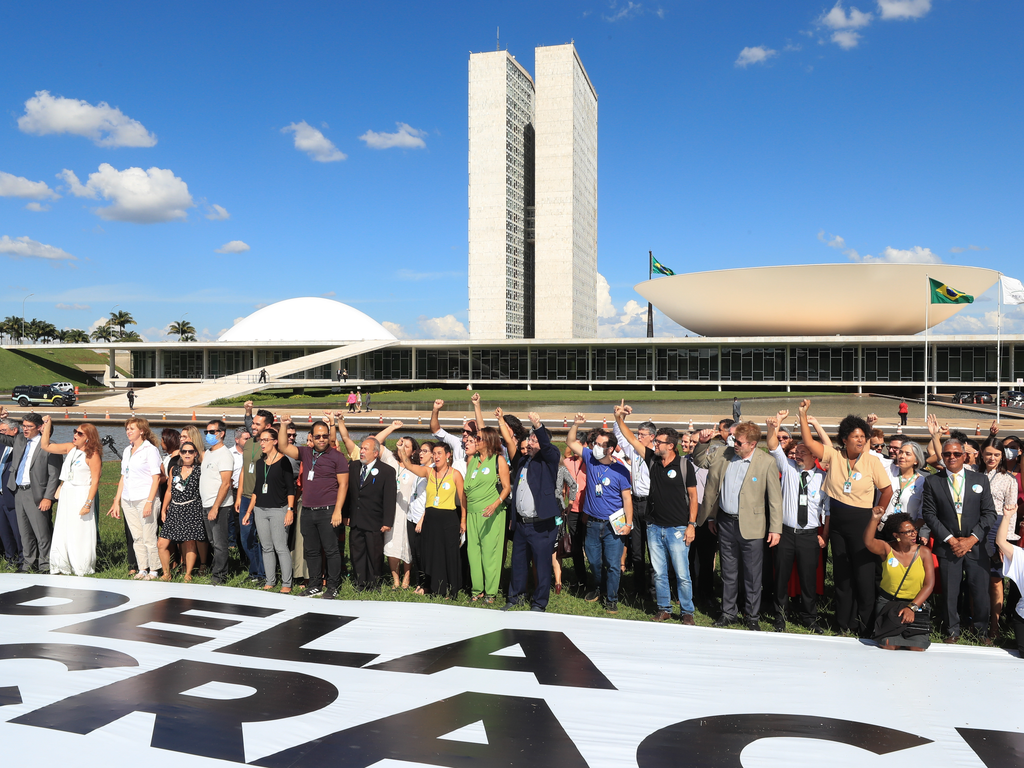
[997,273,1003,422]
[924,274,929,425]
[646,250,654,338]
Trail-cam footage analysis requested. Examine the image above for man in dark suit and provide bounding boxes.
[692,421,783,630]
[503,412,561,612]
[345,437,397,591]
[922,437,997,644]
[0,417,23,566]
[0,411,61,573]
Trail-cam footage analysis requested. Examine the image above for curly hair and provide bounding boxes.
[881,512,915,543]
[837,414,870,446]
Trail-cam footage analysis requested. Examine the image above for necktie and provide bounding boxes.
[798,471,809,528]
[361,465,369,484]
[952,473,962,529]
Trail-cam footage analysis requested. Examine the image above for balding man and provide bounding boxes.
[346,437,397,591]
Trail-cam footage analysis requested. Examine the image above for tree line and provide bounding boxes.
[0,311,198,344]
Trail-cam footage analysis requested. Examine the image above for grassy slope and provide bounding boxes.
[0,459,999,646]
[212,388,837,408]
[0,348,128,391]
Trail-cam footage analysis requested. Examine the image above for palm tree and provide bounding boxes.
[109,310,136,338]
[63,329,89,343]
[23,319,45,342]
[0,316,21,343]
[168,319,196,341]
[90,323,115,342]
[35,322,59,343]
[119,331,142,342]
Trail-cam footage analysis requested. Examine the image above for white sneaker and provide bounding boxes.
[132,571,148,580]
[145,571,159,580]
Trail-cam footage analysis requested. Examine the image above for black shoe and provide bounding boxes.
[530,606,545,612]
[713,616,736,628]
[323,588,338,600]
[745,619,761,631]
[605,602,618,614]
[501,598,523,612]
[210,577,224,586]
[302,586,325,598]
[584,589,600,602]
[773,617,787,633]
[246,575,263,584]
[808,621,825,635]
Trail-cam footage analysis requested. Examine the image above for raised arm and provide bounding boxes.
[471,392,485,427]
[375,419,404,443]
[39,416,72,455]
[798,399,824,460]
[277,415,300,460]
[807,415,832,450]
[613,400,645,458]
[494,406,517,457]
[864,506,890,556]
[566,413,586,457]
[925,413,944,468]
[430,399,444,436]
[333,413,359,460]
[766,410,788,452]
[996,506,1017,562]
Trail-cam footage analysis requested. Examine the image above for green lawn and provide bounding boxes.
[0,460,1006,647]
[0,348,127,391]
[212,387,837,408]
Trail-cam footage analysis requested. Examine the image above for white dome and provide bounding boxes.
[218,297,398,343]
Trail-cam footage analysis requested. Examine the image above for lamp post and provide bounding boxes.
[21,293,34,343]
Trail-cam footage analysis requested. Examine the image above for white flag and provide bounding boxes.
[1002,276,1024,305]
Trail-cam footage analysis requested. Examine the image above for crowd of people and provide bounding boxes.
[1,396,1023,654]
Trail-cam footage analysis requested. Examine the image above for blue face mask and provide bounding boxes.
[204,432,218,447]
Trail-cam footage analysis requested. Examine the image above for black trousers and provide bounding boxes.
[774,525,820,623]
[567,511,588,584]
[828,499,876,633]
[689,520,719,609]
[406,519,426,588]
[509,515,557,610]
[349,526,385,588]
[937,546,990,635]
[628,496,650,593]
[717,514,764,621]
[302,506,342,591]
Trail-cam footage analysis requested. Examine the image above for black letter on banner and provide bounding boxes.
[637,714,932,767]
[215,612,377,667]
[255,690,589,768]
[0,642,138,707]
[12,659,338,763]
[366,629,614,689]
[0,584,129,615]
[53,597,280,648]
[957,727,1024,767]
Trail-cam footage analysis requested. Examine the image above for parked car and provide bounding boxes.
[1003,391,1024,407]
[973,391,994,404]
[50,381,76,394]
[952,391,974,404]
[10,384,77,408]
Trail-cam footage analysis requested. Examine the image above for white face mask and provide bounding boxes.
[1006,448,1020,460]
[726,435,735,447]
[592,445,606,460]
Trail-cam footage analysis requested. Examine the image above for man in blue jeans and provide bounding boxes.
[567,413,633,613]
[616,405,699,624]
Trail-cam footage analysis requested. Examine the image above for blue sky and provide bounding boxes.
[1,0,1020,341]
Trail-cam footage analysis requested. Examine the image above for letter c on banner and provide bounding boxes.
[636,714,932,767]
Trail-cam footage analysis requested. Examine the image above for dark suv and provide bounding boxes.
[11,385,77,408]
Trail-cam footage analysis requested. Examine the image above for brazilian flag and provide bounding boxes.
[652,256,675,277]
[929,278,974,305]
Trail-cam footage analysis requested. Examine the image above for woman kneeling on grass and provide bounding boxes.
[864,509,935,650]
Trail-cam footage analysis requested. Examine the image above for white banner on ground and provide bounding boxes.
[0,574,1018,767]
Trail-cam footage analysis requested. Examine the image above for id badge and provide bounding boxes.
[798,494,808,506]
[894,504,902,514]
[307,470,315,481]
[248,463,255,473]
[434,495,440,506]
[471,470,478,479]
[843,481,852,494]
[262,483,269,494]
[595,485,604,497]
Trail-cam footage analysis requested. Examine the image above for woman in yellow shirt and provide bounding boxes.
[864,509,935,650]
[799,399,892,636]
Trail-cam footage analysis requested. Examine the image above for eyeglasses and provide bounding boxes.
[942,452,965,458]
[897,529,917,537]
[654,439,674,446]
[73,429,84,437]
[259,437,275,443]
[204,429,220,435]
[312,434,330,440]
[180,449,196,455]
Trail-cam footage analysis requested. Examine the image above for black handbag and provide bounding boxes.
[871,547,931,640]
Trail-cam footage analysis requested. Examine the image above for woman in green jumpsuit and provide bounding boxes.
[464,426,511,602]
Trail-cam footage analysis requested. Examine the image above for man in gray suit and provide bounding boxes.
[692,421,783,630]
[0,410,61,573]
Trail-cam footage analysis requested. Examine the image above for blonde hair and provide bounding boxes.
[182,425,206,458]
[125,417,159,447]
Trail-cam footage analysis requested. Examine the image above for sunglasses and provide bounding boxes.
[73,429,84,437]
[180,449,197,455]
[312,434,330,440]
[204,429,220,435]
[941,452,965,458]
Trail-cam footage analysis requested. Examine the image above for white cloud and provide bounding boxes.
[58,164,194,223]
[846,245,941,263]
[817,230,846,249]
[831,30,863,49]
[0,235,76,261]
[596,273,617,318]
[735,46,778,68]
[232,317,245,326]
[932,309,1003,336]
[205,204,230,220]
[397,269,463,281]
[24,202,50,212]
[0,171,61,200]
[819,2,873,29]
[950,244,987,254]
[359,122,428,150]
[18,90,156,147]
[281,121,346,162]
[55,303,90,310]
[215,240,250,254]
[417,315,468,340]
[603,1,645,22]
[382,321,410,339]
[88,316,109,332]
[321,291,336,297]
[877,0,931,20]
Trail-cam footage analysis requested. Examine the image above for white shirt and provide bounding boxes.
[1003,552,1024,621]
[229,446,244,489]
[120,441,162,502]
[432,428,467,476]
[883,464,926,523]
[943,468,967,542]
[612,422,651,497]
[719,453,752,516]
[16,435,41,486]
[200,444,235,509]
[769,446,826,529]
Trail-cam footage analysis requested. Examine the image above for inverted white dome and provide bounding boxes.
[218,297,398,343]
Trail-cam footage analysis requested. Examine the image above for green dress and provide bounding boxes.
[464,453,507,597]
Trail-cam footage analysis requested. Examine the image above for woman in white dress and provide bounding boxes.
[39,416,101,576]
[374,421,417,588]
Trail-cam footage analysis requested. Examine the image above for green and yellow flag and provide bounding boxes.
[652,256,675,277]
[929,278,974,305]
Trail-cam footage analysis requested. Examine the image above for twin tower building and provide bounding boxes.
[468,43,598,340]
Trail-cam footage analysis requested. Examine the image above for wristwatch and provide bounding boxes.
[687,521,697,527]
[909,604,921,612]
